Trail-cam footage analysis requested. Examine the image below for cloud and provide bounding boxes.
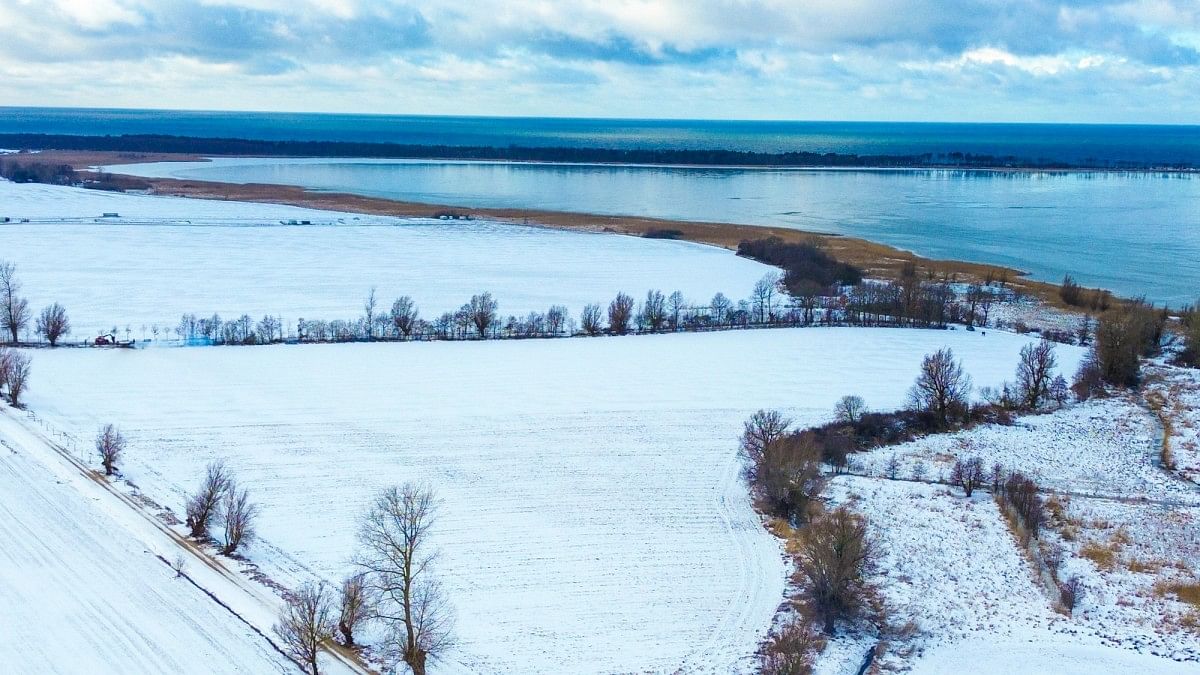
[0,0,1197,122]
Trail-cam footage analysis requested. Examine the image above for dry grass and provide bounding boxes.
[1080,541,1119,571]
[1127,558,1162,574]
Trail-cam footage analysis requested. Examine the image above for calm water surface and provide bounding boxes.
[115,158,1200,305]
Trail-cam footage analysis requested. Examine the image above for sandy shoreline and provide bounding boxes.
[29,150,1087,309]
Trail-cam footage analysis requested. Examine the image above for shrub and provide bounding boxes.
[950,457,985,497]
[1058,576,1085,614]
[795,507,877,635]
[760,619,819,675]
[736,237,862,291]
[642,228,683,239]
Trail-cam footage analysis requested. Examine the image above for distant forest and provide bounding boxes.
[2,133,1191,170]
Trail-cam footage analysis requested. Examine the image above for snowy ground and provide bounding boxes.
[853,395,1199,504]
[819,476,1200,674]
[18,327,1062,673]
[0,406,300,674]
[0,180,769,339]
[1145,364,1200,485]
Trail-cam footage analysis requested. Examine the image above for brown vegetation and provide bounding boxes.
[794,507,878,635]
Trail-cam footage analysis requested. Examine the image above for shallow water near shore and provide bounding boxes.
[114,157,1200,306]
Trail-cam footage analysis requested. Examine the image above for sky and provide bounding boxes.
[0,0,1198,123]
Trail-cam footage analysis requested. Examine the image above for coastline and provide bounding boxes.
[30,150,1092,310]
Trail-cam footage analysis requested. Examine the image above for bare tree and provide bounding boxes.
[607,292,634,335]
[36,303,70,346]
[908,348,972,428]
[545,305,568,335]
[0,261,30,344]
[640,289,668,331]
[950,456,985,497]
[465,292,498,338]
[275,582,335,675]
[337,572,372,648]
[667,291,685,330]
[3,350,30,407]
[363,287,378,340]
[752,272,782,323]
[833,395,866,425]
[795,507,877,635]
[390,296,419,339]
[186,460,232,539]
[95,423,125,476]
[739,409,792,469]
[1016,339,1057,410]
[580,303,603,336]
[710,292,732,326]
[357,484,454,675]
[885,454,900,480]
[221,483,259,555]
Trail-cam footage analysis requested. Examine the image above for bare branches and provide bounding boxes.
[357,483,454,675]
[464,292,497,338]
[0,261,30,344]
[221,484,259,555]
[795,507,877,635]
[1016,339,1057,410]
[36,302,70,346]
[580,303,603,336]
[390,296,419,339]
[950,456,985,497]
[95,423,125,477]
[908,347,971,428]
[274,582,335,675]
[833,395,866,425]
[0,349,30,407]
[739,409,793,473]
[337,572,371,648]
[185,460,231,539]
[363,287,378,340]
[607,292,634,335]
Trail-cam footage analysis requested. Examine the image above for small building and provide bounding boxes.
[101,212,120,218]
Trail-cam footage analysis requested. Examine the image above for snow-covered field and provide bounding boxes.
[0,408,296,674]
[821,476,1200,674]
[18,327,1064,673]
[0,180,769,339]
[853,396,1199,504]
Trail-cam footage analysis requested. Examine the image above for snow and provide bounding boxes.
[824,476,1056,670]
[0,180,770,340]
[1145,364,1200,484]
[18,327,1063,673]
[0,406,298,674]
[853,396,1199,504]
[822,475,1200,673]
[910,638,1198,674]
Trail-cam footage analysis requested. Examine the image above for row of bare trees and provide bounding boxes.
[274,483,453,675]
[1,261,71,345]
